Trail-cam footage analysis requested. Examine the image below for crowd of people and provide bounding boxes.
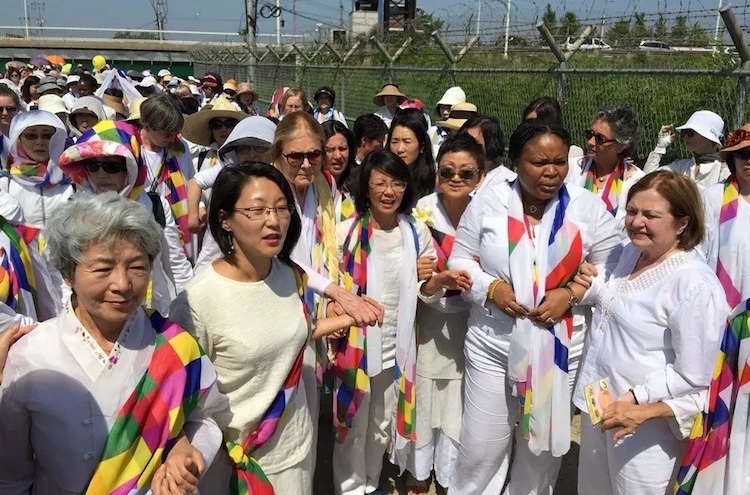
[0,60,747,495]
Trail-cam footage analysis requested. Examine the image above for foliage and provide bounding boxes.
[606,19,631,46]
[653,14,668,40]
[113,31,160,40]
[557,12,581,40]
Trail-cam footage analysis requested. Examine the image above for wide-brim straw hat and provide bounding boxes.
[436,102,478,130]
[373,84,406,107]
[126,97,147,122]
[236,82,258,101]
[102,93,126,116]
[181,98,249,146]
[720,123,750,160]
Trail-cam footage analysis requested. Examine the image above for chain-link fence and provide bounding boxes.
[193,43,748,160]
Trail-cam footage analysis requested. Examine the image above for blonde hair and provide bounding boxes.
[272,112,339,286]
[279,87,310,114]
[173,84,192,99]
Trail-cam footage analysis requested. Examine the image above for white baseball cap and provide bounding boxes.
[138,76,159,88]
[676,110,724,145]
[157,69,172,78]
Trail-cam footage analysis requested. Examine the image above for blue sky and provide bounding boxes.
[3,0,732,42]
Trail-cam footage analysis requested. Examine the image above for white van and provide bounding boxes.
[638,40,672,51]
[564,37,612,51]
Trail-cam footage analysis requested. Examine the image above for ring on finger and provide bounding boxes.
[504,306,513,314]
[546,317,556,325]
[166,472,172,477]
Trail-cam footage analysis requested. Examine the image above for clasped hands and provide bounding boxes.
[151,435,206,495]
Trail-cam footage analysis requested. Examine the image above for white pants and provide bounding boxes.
[303,343,320,471]
[333,370,397,495]
[578,412,684,495]
[411,432,459,488]
[448,360,570,495]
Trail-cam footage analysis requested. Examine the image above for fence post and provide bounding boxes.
[432,31,479,86]
[537,22,567,103]
[721,5,750,128]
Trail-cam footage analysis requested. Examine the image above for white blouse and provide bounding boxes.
[0,304,225,494]
[573,246,728,414]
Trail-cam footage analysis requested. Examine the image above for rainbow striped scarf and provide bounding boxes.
[674,299,750,494]
[583,158,625,216]
[0,218,38,318]
[153,139,191,255]
[82,311,214,495]
[335,188,357,222]
[226,264,311,495]
[716,176,743,308]
[507,182,583,456]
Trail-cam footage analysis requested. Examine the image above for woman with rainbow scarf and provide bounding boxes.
[0,193,226,495]
[447,121,621,495]
[573,171,727,495]
[58,120,193,317]
[332,149,468,495]
[1,110,74,228]
[571,106,645,239]
[170,163,356,494]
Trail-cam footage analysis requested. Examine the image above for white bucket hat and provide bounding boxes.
[676,110,724,145]
[435,86,466,112]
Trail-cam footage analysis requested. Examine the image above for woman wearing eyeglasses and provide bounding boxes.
[643,110,728,189]
[332,149,464,495]
[571,106,645,238]
[402,134,482,494]
[170,162,356,494]
[59,120,193,316]
[447,121,621,495]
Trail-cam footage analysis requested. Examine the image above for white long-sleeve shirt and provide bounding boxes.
[643,153,729,189]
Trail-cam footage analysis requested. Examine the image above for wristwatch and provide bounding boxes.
[564,286,580,308]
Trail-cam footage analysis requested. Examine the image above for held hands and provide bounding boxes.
[187,207,207,234]
[151,436,206,495]
[0,322,37,383]
[573,262,598,290]
[421,269,473,296]
[601,392,644,441]
[327,286,385,327]
[492,281,528,319]
[527,288,571,326]
[417,256,435,281]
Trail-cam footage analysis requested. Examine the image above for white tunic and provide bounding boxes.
[643,154,729,189]
[169,258,313,485]
[0,304,225,494]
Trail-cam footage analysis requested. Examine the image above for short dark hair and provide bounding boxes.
[522,96,563,126]
[388,108,436,199]
[140,93,184,134]
[353,113,388,144]
[322,120,357,190]
[354,149,415,215]
[508,120,572,166]
[437,133,485,170]
[78,74,98,89]
[209,162,301,263]
[458,114,505,165]
[626,170,704,250]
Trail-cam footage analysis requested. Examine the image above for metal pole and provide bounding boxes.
[476,0,481,38]
[503,0,512,58]
[23,0,29,38]
[293,0,297,37]
[245,0,258,84]
[276,0,281,45]
[714,0,724,45]
[721,5,750,127]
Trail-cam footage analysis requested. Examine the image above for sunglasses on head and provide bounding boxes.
[84,161,126,174]
[209,119,239,131]
[734,148,750,161]
[283,150,324,167]
[585,129,617,145]
[438,167,478,181]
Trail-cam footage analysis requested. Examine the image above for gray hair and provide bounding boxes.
[46,192,163,281]
[593,105,640,156]
[140,93,184,134]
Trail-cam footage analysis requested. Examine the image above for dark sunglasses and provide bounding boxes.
[0,106,18,114]
[734,148,750,160]
[438,167,478,181]
[84,161,127,174]
[209,119,239,131]
[585,129,617,145]
[680,129,695,138]
[283,150,324,167]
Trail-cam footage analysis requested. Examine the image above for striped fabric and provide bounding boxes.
[156,139,191,255]
[716,176,742,308]
[675,299,750,494]
[82,311,214,495]
[507,184,583,455]
[226,264,311,495]
[0,218,37,317]
[583,158,625,216]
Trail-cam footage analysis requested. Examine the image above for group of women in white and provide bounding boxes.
[0,79,747,495]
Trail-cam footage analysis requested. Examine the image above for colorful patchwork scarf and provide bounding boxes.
[674,299,750,494]
[334,212,420,471]
[0,218,37,318]
[336,189,357,222]
[716,176,743,308]
[152,139,191,254]
[583,158,625,216]
[226,264,310,495]
[82,310,215,495]
[506,181,583,456]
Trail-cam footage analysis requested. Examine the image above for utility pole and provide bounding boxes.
[714,0,724,45]
[476,0,481,38]
[293,0,297,37]
[151,0,168,40]
[276,0,282,44]
[503,0,512,58]
[340,0,344,28]
[245,0,257,83]
[23,0,30,38]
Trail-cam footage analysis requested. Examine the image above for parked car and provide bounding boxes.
[564,37,612,51]
[639,40,672,51]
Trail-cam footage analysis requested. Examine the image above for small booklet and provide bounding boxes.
[583,377,614,425]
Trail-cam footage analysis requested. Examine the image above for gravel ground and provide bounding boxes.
[314,394,581,495]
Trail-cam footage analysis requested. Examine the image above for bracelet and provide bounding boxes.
[629,388,639,405]
[487,279,504,304]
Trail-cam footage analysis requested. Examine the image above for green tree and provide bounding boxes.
[687,22,710,47]
[629,12,652,44]
[653,13,668,40]
[542,4,557,34]
[113,31,159,40]
[557,11,581,39]
[606,18,631,46]
[670,16,689,45]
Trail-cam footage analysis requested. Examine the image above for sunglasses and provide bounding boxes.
[585,129,617,145]
[0,106,18,114]
[209,119,239,131]
[734,148,750,161]
[680,129,695,138]
[84,161,127,174]
[438,167,478,181]
[283,150,324,167]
